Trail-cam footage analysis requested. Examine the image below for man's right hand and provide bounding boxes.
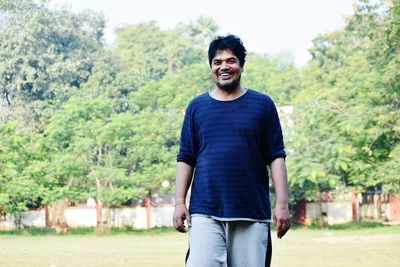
[172,203,191,233]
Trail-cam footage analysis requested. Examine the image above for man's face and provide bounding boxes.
[211,49,243,92]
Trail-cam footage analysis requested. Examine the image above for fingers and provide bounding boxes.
[177,222,186,233]
[278,226,289,238]
[173,215,186,233]
[172,206,191,233]
[185,210,192,227]
[276,219,282,238]
[273,206,291,239]
[276,218,291,239]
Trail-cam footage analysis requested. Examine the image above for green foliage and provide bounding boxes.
[177,16,220,47]
[0,0,105,129]
[288,0,400,201]
[115,19,211,83]
[131,63,212,111]
[242,53,300,105]
[44,95,145,205]
[0,122,46,217]
[1,0,399,221]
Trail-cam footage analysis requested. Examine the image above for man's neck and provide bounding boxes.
[210,86,246,101]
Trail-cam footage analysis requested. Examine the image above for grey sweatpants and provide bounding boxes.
[186,216,271,267]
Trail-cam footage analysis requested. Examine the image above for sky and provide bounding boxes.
[51,0,357,66]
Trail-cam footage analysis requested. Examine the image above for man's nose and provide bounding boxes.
[220,61,229,69]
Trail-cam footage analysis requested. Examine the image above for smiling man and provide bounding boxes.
[173,35,290,267]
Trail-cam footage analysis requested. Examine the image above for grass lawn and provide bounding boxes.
[0,226,399,267]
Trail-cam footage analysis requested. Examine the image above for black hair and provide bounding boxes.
[208,34,247,67]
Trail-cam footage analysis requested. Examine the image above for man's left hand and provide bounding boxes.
[273,204,291,239]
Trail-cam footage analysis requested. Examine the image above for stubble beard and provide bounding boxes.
[215,76,241,93]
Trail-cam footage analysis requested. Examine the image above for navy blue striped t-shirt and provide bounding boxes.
[177,89,286,221]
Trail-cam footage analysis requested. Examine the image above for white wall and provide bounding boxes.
[21,209,46,227]
[0,214,15,229]
[65,208,97,227]
[0,206,174,230]
[305,202,323,223]
[151,206,174,228]
[0,210,46,229]
[4,199,391,229]
[327,203,352,224]
[104,207,148,229]
[306,202,352,225]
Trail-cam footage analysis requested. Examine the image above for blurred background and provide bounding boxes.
[0,0,399,235]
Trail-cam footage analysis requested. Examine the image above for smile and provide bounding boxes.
[219,72,233,79]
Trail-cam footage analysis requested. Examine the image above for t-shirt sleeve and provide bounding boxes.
[264,99,286,165]
[176,105,197,167]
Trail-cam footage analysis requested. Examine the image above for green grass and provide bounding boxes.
[273,226,400,267]
[0,226,175,236]
[0,226,399,267]
[324,221,389,230]
[0,221,390,236]
[292,221,391,230]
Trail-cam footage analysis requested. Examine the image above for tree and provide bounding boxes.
[130,63,212,111]
[351,0,400,192]
[114,19,215,83]
[44,95,143,227]
[242,53,300,106]
[287,0,400,202]
[0,0,105,129]
[177,16,220,47]
[0,122,46,227]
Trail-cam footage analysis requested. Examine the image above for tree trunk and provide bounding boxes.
[96,177,104,234]
[96,198,103,228]
[48,199,69,232]
[95,144,104,233]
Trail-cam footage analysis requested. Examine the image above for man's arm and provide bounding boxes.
[271,157,290,238]
[172,161,194,233]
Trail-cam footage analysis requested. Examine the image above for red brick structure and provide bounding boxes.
[144,195,152,229]
[351,189,357,221]
[295,199,307,225]
[390,194,400,222]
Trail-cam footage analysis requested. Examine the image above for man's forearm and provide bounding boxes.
[173,161,194,232]
[270,157,290,238]
[270,157,288,206]
[175,161,194,205]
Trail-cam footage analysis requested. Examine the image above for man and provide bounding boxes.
[173,34,290,267]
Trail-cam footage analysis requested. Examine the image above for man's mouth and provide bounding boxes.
[219,72,233,80]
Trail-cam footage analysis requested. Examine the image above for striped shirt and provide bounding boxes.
[177,89,286,221]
